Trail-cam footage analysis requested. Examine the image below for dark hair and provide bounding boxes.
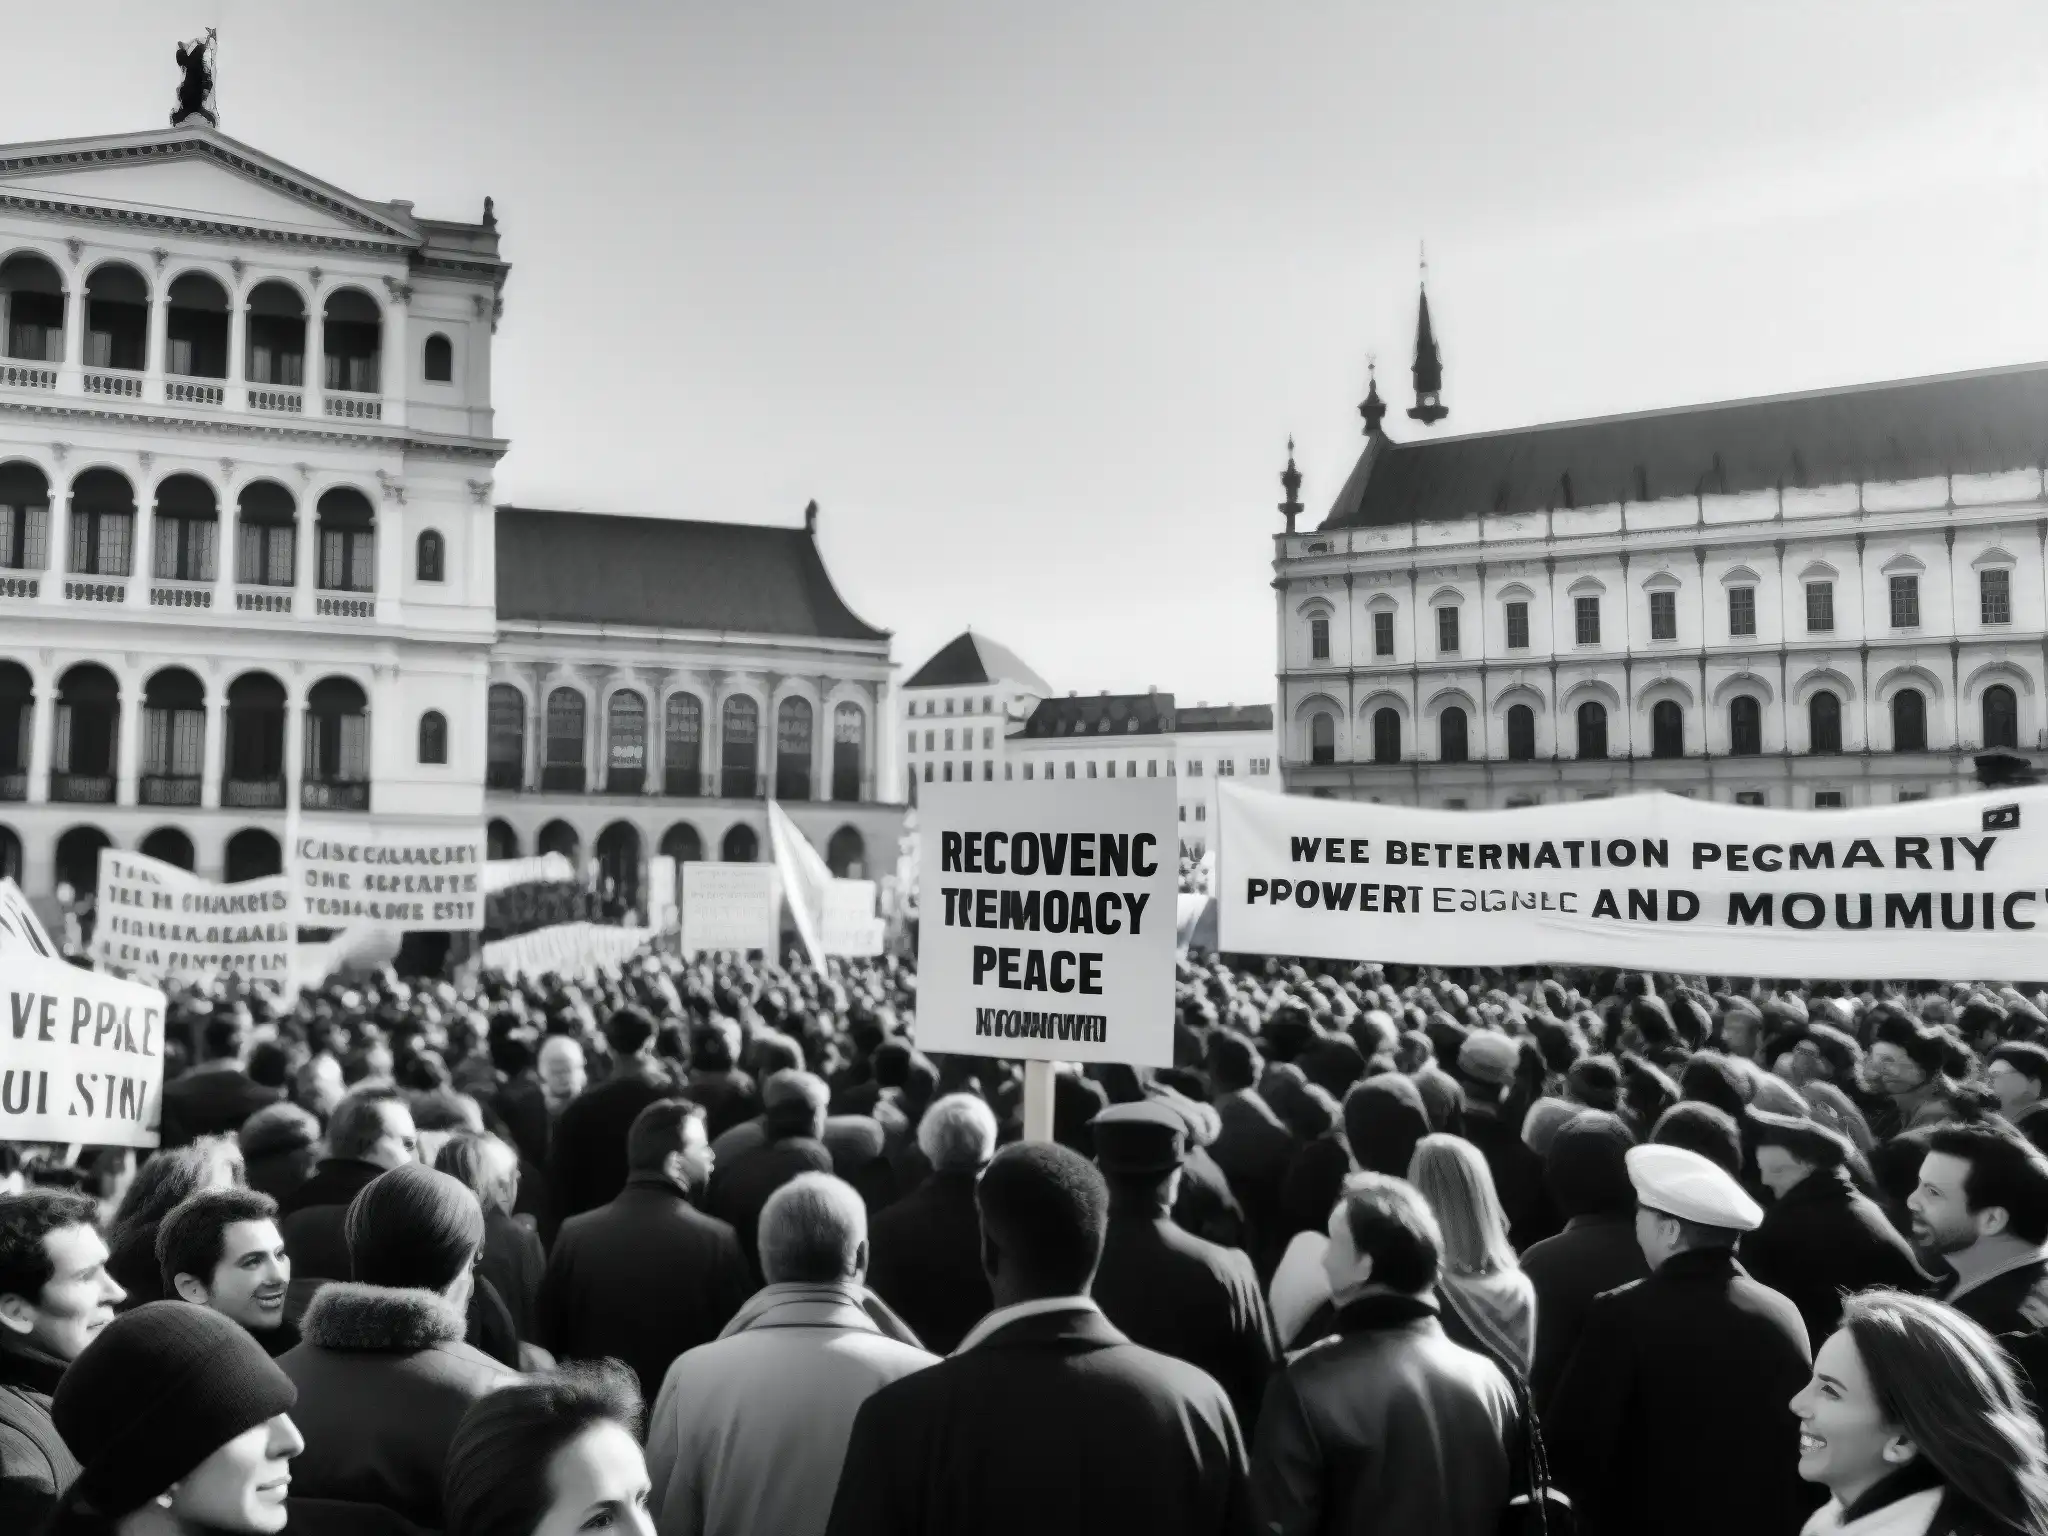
[200,1013,247,1063]
[327,1084,412,1161]
[245,1040,296,1091]
[1651,1102,1744,1180]
[1678,1053,1748,1120]
[488,1015,535,1076]
[975,1142,1109,1295]
[1839,1290,2048,1536]
[109,1140,244,1251]
[625,1099,700,1174]
[1992,1043,2048,1093]
[1926,1123,2048,1245]
[1332,1172,1442,1294]
[444,1361,645,1536]
[0,1190,100,1306]
[155,1188,279,1295]
[603,1006,656,1057]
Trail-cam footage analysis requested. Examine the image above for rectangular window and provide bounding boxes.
[1889,574,1920,628]
[1814,791,1844,808]
[1178,805,1186,822]
[70,512,132,577]
[1195,804,1207,822]
[1728,586,1756,637]
[1004,763,1012,780]
[942,762,952,782]
[922,763,931,782]
[943,729,954,751]
[319,528,373,592]
[1064,761,1074,779]
[1437,606,1460,654]
[1574,595,1600,645]
[1735,791,1767,807]
[1310,616,1330,661]
[1188,761,1203,777]
[1982,568,2012,626]
[922,730,933,751]
[1147,760,1157,776]
[0,504,47,571]
[1806,581,1834,633]
[945,699,954,714]
[906,732,916,754]
[1373,611,1395,657]
[983,727,993,749]
[1106,761,1116,778]
[983,761,993,781]
[153,518,216,582]
[1505,601,1529,650]
[1087,762,1098,778]
[1898,790,1928,803]
[1649,590,1677,640]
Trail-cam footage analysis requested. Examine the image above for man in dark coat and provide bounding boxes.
[824,1142,1252,1536]
[548,1005,675,1225]
[1740,1108,1928,1348]
[866,1093,996,1354]
[160,1009,281,1147]
[279,1085,418,1321]
[1207,1034,1296,1275]
[1455,1033,1554,1250]
[536,1099,751,1400]
[1547,1144,1816,1536]
[485,1014,552,1169]
[1088,1101,1278,1436]
[707,1069,836,1282]
[1519,1111,1649,1410]
[1907,1119,2048,1337]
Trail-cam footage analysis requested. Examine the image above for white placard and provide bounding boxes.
[291,818,486,932]
[89,849,293,988]
[0,953,166,1147]
[481,922,655,981]
[916,778,1178,1066]
[680,863,781,954]
[0,878,57,958]
[647,855,678,933]
[1219,780,2048,977]
[823,879,884,957]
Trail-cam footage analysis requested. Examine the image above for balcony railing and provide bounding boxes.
[248,387,303,414]
[301,779,369,812]
[140,774,202,806]
[0,770,24,802]
[236,589,292,614]
[540,764,586,794]
[315,595,374,619]
[604,769,646,795]
[0,363,56,390]
[0,574,37,600]
[82,368,142,399]
[486,762,523,790]
[150,581,213,609]
[65,580,125,603]
[165,377,225,407]
[222,777,285,809]
[50,773,114,803]
[326,392,382,421]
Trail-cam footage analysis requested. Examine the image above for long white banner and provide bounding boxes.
[89,850,293,989]
[291,818,486,932]
[1219,781,2048,977]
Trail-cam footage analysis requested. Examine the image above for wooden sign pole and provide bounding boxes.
[1023,1058,1055,1144]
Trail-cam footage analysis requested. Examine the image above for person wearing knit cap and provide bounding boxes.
[1519,1097,1580,1160]
[1564,1054,1621,1114]
[1141,1084,1252,1256]
[1650,1101,1745,1181]
[1088,1103,1279,1437]
[1737,1108,1926,1348]
[47,1302,300,1535]
[1452,1032,1552,1251]
[1519,1112,1648,1410]
[278,1165,518,1528]
[1866,1012,1961,1139]
[1617,1053,1681,1140]
[1395,1031,1467,1134]
[1546,1143,1815,1536]
[1988,1042,2048,1150]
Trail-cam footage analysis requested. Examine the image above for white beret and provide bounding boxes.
[1625,1143,1763,1233]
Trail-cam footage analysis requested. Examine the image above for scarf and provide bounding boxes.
[1440,1267,1536,1376]
[717,1281,926,1350]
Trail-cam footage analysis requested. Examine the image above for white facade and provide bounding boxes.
[0,126,505,894]
[1277,364,2048,809]
[900,632,1049,801]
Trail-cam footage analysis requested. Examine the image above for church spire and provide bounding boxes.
[1407,250,1447,426]
[1359,356,1387,436]
[1278,436,1304,534]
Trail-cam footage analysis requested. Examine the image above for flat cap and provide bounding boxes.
[1459,1031,1521,1088]
[1090,1101,1188,1176]
[1746,1107,1852,1168]
[1626,1143,1763,1232]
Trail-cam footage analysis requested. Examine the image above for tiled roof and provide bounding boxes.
[1017,692,1177,739]
[495,507,887,642]
[905,631,1051,693]
[1319,360,2048,531]
[1176,704,1274,734]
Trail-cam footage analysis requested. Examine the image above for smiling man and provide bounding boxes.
[1907,1121,2048,1337]
[157,1189,297,1356]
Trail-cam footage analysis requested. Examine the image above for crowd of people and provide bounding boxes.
[10,945,2048,1532]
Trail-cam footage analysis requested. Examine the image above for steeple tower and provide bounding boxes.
[1359,357,1387,436]
[1278,437,1304,534]
[1408,249,1448,426]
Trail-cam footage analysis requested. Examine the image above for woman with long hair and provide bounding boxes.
[1792,1289,2048,1535]
[444,1361,652,1536]
[1407,1132,1536,1380]
[105,1137,245,1307]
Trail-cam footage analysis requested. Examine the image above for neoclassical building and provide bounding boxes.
[0,122,506,894]
[1277,344,2048,808]
[485,502,900,900]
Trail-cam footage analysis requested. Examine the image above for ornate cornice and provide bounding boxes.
[0,396,506,462]
[0,191,414,258]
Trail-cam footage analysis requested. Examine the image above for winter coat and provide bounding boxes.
[1739,1165,1929,1349]
[0,1341,76,1533]
[865,1168,992,1355]
[1520,1212,1648,1410]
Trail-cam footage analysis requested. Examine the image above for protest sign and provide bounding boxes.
[0,952,165,1147]
[769,799,831,964]
[0,877,57,958]
[823,879,884,957]
[916,778,1177,1066]
[481,921,654,981]
[291,818,486,932]
[89,850,293,989]
[481,852,577,896]
[647,855,678,933]
[1220,781,2048,977]
[680,863,781,954]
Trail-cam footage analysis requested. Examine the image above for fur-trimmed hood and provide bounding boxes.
[299,1282,466,1353]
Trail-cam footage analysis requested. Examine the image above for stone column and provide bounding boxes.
[129,491,156,606]
[702,672,727,798]
[379,286,408,428]
[41,483,70,609]
[585,672,608,794]
[643,669,672,796]
[201,691,226,810]
[115,674,141,807]
[303,293,326,418]
[295,494,318,615]
[59,280,83,391]
[761,673,786,799]
[226,282,248,413]
[25,680,53,804]
[213,471,236,612]
[144,280,168,406]
[527,664,549,791]
[870,679,890,801]
[284,684,306,814]
[812,677,834,802]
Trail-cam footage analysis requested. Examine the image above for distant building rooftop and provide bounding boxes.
[1014,693,1272,740]
[905,631,1051,693]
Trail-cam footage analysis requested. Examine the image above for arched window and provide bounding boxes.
[1893,689,1927,752]
[721,823,759,864]
[1729,696,1762,757]
[152,474,219,583]
[665,693,703,796]
[418,710,448,765]
[723,696,760,798]
[606,692,646,793]
[84,263,147,371]
[776,697,814,800]
[322,288,382,395]
[832,702,865,802]
[1309,713,1335,765]
[487,685,524,789]
[68,469,135,578]
[1576,701,1608,760]
[0,661,31,783]
[1439,707,1468,763]
[315,487,375,593]
[423,333,453,383]
[235,481,296,588]
[54,664,119,800]
[1506,704,1536,762]
[224,672,286,800]
[1809,691,1842,755]
[544,687,586,792]
[1651,700,1684,759]
[415,530,444,582]
[1985,684,2020,750]
[304,677,370,808]
[1372,708,1401,764]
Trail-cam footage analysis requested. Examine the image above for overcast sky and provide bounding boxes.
[8,3,2048,708]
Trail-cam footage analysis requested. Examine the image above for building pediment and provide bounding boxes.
[0,127,423,249]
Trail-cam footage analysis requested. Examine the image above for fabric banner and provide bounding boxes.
[1175,893,1218,956]
[0,952,166,1147]
[647,856,678,933]
[480,921,654,981]
[89,849,293,990]
[481,852,577,896]
[680,863,781,955]
[822,880,885,957]
[916,778,1178,1065]
[1219,781,2048,977]
[291,818,486,932]
[769,800,830,966]
[0,878,58,959]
